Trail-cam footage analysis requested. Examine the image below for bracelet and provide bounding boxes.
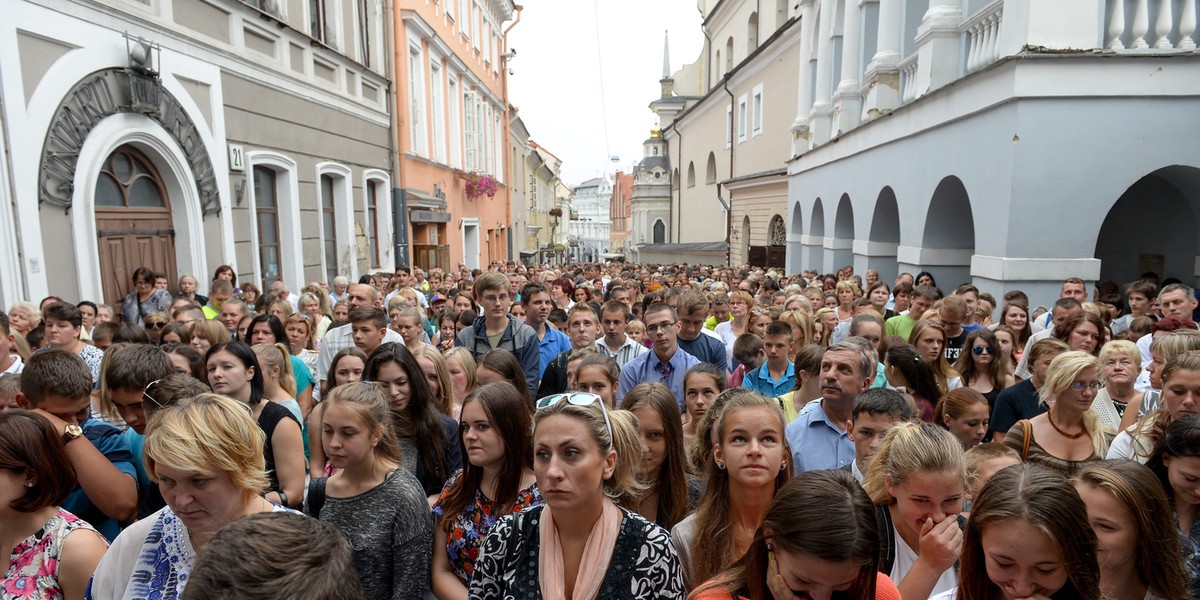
[277,491,289,507]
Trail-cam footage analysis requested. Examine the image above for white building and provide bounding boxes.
[567,175,612,263]
[785,0,1200,306]
[1,0,392,307]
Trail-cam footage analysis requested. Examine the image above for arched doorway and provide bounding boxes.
[742,215,752,265]
[787,201,804,273]
[94,144,177,307]
[1095,166,1200,285]
[865,187,901,282]
[806,198,826,272]
[918,176,975,289]
[831,194,854,272]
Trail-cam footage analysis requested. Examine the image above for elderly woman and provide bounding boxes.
[87,393,294,600]
[121,266,173,327]
[7,302,40,338]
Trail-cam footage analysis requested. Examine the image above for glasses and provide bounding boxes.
[535,392,613,442]
[971,346,995,355]
[645,321,676,333]
[146,321,167,330]
[142,379,166,409]
[1069,381,1104,392]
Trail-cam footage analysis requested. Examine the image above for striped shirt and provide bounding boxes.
[595,335,648,367]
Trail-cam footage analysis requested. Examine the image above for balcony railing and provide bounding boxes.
[1106,0,1198,50]
[900,53,920,103]
[963,1,1004,73]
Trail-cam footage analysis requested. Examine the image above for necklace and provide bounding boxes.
[1046,408,1088,439]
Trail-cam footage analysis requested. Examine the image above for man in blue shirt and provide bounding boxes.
[521,282,571,376]
[742,320,795,398]
[16,350,138,540]
[675,290,728,373]
[618,302,699,410]
[785,340,874,473]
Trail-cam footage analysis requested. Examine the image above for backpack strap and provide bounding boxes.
[1018,419,1033,461]
[875,503,896,575]
[307,477,327,519]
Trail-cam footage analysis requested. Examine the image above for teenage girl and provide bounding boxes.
[682,363,725,452]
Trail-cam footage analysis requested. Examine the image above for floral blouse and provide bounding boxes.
[432,470,542,585]
[4,510,104,599]
[467,505,686,600]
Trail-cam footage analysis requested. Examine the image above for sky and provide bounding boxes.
[508,0,704,187]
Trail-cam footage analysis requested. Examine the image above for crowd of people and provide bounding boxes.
[2,259,1200,600]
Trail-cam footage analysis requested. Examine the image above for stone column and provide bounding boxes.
[915,0,962,97]
[791,0,817,156]
[833,0,863,135]
[809,0,837,146]
[862,0,900,120]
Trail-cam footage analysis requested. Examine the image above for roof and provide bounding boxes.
[638,241,728,253]
[577,177,606,188]
[638,156,670,172]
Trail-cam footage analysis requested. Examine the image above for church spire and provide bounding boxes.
[662,30,671,80]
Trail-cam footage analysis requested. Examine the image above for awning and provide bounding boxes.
[404,188,446,209]
[519,250,537,257]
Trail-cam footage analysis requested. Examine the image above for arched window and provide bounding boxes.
[725,37,734,72]
[653,219,666,243]
[687,162,696,188]
[96,146,167,208]
[705,152,717,184]
[253,166,282,284]
[770,215,786,246]
[748,13,759,51]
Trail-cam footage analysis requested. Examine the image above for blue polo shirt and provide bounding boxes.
[785,401,855,474]
[537,326,572,377]
[742,361,796,398]
[63,419,137,540]
[677,333,728,372]
[617,347,700,411]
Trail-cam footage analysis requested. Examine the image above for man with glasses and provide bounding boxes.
[121,266,173,326]
[675,290,728,373]
[617,302,700,410]
[103,343,176,517]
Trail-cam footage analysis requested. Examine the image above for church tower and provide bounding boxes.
[631,126,672,253]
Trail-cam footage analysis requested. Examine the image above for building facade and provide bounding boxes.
[394,0,516,272]
[1,0,392,307]
[785,0,1200,307]
[609,170,633,258]
[524,140,564,265]
[567,175,612,263]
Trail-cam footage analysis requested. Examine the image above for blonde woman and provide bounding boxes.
[297,292,331,340]
[1003,351,1114,475]
[189,319,229,356]
[414,346,455,418]
[443,346,478,417]
[8,301,40,338]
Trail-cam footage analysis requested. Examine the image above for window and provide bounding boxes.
[748,12,759,52]
[483,103,493,174]
[464,90,475,171]
[310,0,328,42]
[448,76,460,168]
[95,146,167,208]
[460,0,471,38]
[686,162,695,188]
[725,37,734,72]
[705,152,717,184]
[738,95,748,142]
[408,47,426,156]
[446,0,453,19]
[653,220,665,243]
[366,179,381,267]
[357,0,371,67]
[473,3,483,51]
[430,63,445,163]
[320,174,338,282]
[752,84,764,136]
[253,166,282,284]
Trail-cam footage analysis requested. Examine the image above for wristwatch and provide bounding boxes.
[62,423,83,444]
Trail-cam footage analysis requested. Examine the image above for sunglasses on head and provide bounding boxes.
[142,379,167,409]
[535,392,613,441]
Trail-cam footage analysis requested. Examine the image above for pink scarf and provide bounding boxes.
[538,500,622,600]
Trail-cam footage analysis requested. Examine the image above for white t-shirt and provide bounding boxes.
[892,528,958,598]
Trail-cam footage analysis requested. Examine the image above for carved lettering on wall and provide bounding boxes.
[39,68,222,216]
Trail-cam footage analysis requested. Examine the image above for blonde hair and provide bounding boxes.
[253,343,297,397]
[964,442,1020,492]
[533,399,643,502]
[1098,339,1139,367]
[443,347,478,397]
[8,302,41,328]
[778,310,814,349]
[192,320,230,346]
[1040,351,1111,456]
[835,280,863,299]
[144,393,268,500]
[284,313,314,351]
[321,382,402,466]
[863,422,966,505]
[1150,330,1200,362]
[413,346,453,416]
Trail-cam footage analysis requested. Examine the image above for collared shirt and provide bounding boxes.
[536,325,572,376]
[1,354,23,375]
[618,347,700,411]
[595,335,648,367]
[785,401,855,474]
[63,419,137,541]
[742,361,796,398]
[315,322,403,383]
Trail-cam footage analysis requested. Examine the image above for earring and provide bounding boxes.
[780,462,787,471]
[715,461,725,470]
[25,482,33,488]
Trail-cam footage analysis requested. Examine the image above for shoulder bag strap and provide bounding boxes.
[1019,419,1033,461]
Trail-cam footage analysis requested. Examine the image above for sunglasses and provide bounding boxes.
[971,346,995,355]
[535,392,612,442]
[142,379,167,409]
[146,321,167,330]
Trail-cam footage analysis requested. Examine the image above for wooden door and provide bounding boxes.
[93,146,177,307]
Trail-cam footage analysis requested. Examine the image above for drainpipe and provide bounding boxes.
[720,80,734,266]
[672,124,682,244]
[383,0,408,269]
